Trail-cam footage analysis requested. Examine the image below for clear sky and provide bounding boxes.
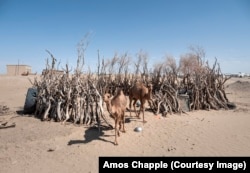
[0,0,249,74]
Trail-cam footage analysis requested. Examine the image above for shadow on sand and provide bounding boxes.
[68,125,115,145]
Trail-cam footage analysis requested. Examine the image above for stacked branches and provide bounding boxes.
[178,47,234,111]
[32,36,111,127]
[96,52,131,96]
[150,47,235,116]
[150,55,181,116]
[33,53,106,126]
[31,46,235,126]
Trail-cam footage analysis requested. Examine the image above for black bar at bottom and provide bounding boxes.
[99,157,249,173]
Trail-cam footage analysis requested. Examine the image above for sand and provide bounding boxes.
[0,75,250,173]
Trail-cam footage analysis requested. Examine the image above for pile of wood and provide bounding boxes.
[30,48,235,126]
[30,50,112,128]
[32,69,110,127]
[149,58,236,116]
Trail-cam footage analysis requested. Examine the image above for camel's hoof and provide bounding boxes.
[143,120,147,123]
[114,142,118,146]
[121,130,126,133]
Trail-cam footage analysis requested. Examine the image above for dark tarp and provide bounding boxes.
[23,88,37,114]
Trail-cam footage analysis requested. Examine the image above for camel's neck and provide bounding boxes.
[148,89,153,99]
[105,100,117,119]
[105,100,113,114]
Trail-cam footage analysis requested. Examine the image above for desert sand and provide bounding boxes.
[0,75,250,173]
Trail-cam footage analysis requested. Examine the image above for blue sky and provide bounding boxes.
[0,0,249,74]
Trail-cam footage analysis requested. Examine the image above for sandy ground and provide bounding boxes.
[0,75,250,173]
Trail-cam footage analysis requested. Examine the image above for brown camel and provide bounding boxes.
[103,88,127,145]
[129,82,153,123]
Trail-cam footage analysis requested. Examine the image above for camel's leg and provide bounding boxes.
[119,120,122,131]
[133,99,139,118]
[129,97,132,117]
[141,99,147,123]
[129,98,138,117]
[136,99,142,119]
[120,112,126,133]
[114,118,118,145]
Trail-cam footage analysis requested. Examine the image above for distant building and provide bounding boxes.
[42,69,64,76]
[6,64,32,75]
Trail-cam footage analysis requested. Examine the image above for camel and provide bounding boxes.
[129,82,153,123]
[103,88,127,145]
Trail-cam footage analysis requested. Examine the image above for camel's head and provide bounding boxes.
[115,88,124,95]
[103,93,112,102]
[147,83,153,91]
